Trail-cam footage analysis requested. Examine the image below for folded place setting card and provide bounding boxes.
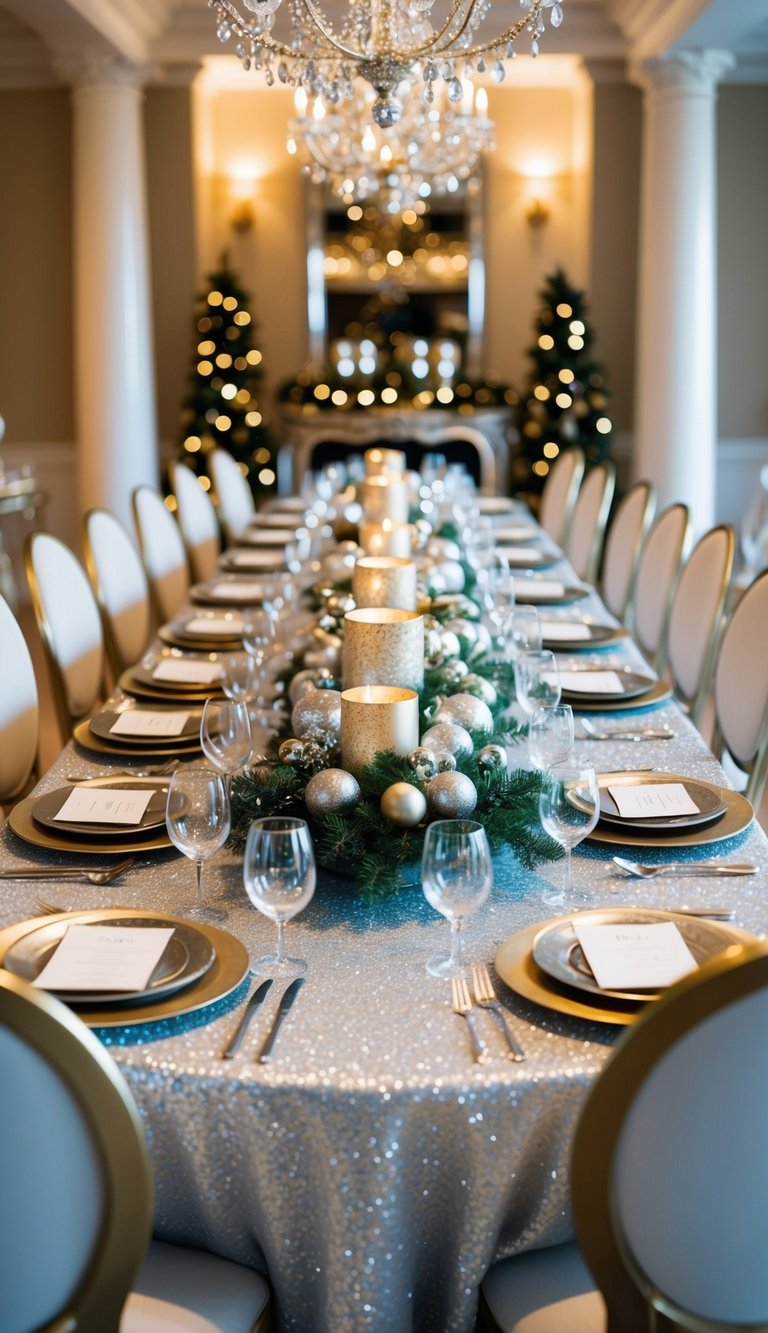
[35,924,175,992]
[153,659,222,685]
[558,669,627,694]
[209,581,266,600]
[607,782,700,820]
[53,787,154,825]
[539,621,592,641]
[184,614,244,634]
[513,578,564,598]
[110,709,191,738]
[573,921,698,991]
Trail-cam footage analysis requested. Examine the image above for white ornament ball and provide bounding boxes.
[426,771,478,818]
[437,560,466,593]
[305,768,361,816]
[435,692,494,735]
[438,629,462,661]
[304,645,342,672]
[460,674,498,707]
[289,670,320,706]
[425,536,462,562]
[320,547,359,582]
[292,689,342,742]
[421,721,474,759]
[380,782,428,827]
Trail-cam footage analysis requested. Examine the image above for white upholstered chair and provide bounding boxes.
[24,531,105,745]
[169,460,222,582]
[600,481,656,621]
[627,502,691,670]
[711,567,768,808]
[479,941,768,1333]
[0,967,272,1333]
[538,447,585,547]
[131,485,190,624]
[565,461,616,584]
[0,594,39,811]
[665,523,734,725]
[82,508,152,679]
[209,448,257,544]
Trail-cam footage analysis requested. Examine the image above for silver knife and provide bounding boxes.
[257,977,304,1063]
[222,978,273,1059]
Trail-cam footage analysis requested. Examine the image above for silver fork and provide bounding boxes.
[471,963,526,1063]
[450,974,491,1064]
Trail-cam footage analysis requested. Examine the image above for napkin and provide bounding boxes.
[607,782,700,820]
[573,921,698,991]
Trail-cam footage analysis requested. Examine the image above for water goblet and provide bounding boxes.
[528,704,575,770]
[503,604,542,660]
[165,765,231,913]
[221,651,260,704]
[200,698,252,793]
[243,816,316,976]
[241,608,276,723]
[421,819,493,978]
[538,762,600,904]
[516,649,561,717]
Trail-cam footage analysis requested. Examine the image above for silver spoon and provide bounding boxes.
[579,719,674,741]
[612,856,758,879]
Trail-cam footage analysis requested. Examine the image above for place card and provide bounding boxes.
[540,621,592,641]
[110,709,190,738]
[607,782,700,820]
[210,581,265,601]
[573,921,698,991]
[558,669,626,694]
[228,550,283,568]
[184,615,243,635]
[513,579,564,599]
[35,924,175,992]
[53,787,154,825]
[153,659,222,685]
[499,546,543,562]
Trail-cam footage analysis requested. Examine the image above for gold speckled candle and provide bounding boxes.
[341,685,420,770]
[342,607,424,691]
[361,473,410,525]
[364,447,406,476]
[358,519,412,558]
[352,556,418,612]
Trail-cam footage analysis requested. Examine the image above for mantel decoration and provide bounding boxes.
[229,453,561,896]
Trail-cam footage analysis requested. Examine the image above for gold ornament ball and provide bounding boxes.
[305,768,361,816]
[380,782,427,827]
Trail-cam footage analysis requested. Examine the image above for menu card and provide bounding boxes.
[110,709,190,738]
[153,659,222,685]
[607,782,700,820]
[500,546,542,562]
[35,924,175,992]
[513,579,564,599]
[229,550,282,567]
[573,921,698,991]
[540,621,591,642]
[184,615,243,635]
[53,787,154,825]
[558,669,626,695]
[210,581,265,601]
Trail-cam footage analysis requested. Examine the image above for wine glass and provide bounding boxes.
[528,704,575,769]
[243,816,316,976]
[539,762,600,904]
[200,698,252,793]
[165,765,231,913]
[221,651,260,704]
[503,604,542,660]
[516,649,561,717]
[420,820,493,978]
[241,608,276,723]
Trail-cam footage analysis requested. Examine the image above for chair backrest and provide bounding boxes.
[24,532,104,744]
[0,594,39,805]
[168,461,221,583]
[600,481,657,621]
[82,508,152,679]
[711,568,768,807]
[0,968,153,1333]
[629,502,691,668]
[131,485,190,624]
[208,448,256,544]
[565,461,616,583]
[538,447,585,546]
[574,943,768,1331]
[666,523,734,724]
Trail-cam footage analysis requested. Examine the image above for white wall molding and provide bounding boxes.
[0,441,79,602]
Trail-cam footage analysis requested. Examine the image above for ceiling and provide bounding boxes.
[1,0,767,86]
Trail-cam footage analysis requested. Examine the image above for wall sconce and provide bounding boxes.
[526,197,550,228]
[228,178,256,233]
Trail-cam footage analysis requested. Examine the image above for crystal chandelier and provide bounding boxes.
[286,78,494,208]
[208,0,564,126]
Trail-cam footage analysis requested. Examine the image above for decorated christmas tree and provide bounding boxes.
[512,268,613,499]
[177,254,274,497]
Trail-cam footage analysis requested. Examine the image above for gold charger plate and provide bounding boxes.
[568,678,672,712]
[73,719,201,759]
[595,771,726,833]
[119,669,222,705]
[158,626,243,653]
[0,909,249,1027]
[190,576,272,606]
[586,785,753,848]
[7,789,173,856]
[495,910,753,1027]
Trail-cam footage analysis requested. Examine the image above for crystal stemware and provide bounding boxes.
[165,765,231,913]
[528,703,575,769]
[538,762,600,905]
[420,819,493,978]
[200,698,252,792]
[503,604,542,660]
[516,648,561,717]
[243,816,316,976]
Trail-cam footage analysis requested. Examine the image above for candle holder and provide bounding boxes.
[364,448,406,476]
[342,607,424,692]
[358,519,412,558]
[361,473,410,525]
[352,556,417,611]
[341,685,420,770]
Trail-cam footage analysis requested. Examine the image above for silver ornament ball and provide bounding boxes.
[278,738,306,767]
[288,671,320,706]
[435,692,494,735]
[460,674,498,707]
[421,721,474,759]
[477,743,507,774]
[426,771,478,818]
[305,768,361,816]
[407,746,438,782]
[380,782,427,827]
[292,689,342,743]
[432,748,457,772]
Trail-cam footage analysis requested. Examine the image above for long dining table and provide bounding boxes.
[1,506,767,1333]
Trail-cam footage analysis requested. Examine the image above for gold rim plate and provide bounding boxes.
[596,772,727,833]
[32,782,169,838]
[219,551,286,572]
[236,529,294,547]
[586,784,753,848]
[8,790,173,855]
[560,668,657,704]
[74,719,201,759]
[126,661,223,695]
[541,624,628,651]
[568,678,672,712]
[0,909,249,1027]
[118,672,222,704]
[88,706,202,747]
[190,577,271,606]
[158,626,243,653]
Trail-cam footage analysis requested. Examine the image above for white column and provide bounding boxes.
[632,51,733,534]
[64,54,159,528]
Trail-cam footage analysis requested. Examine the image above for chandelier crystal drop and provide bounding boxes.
[287,79,494,208]
[208,0,564,124]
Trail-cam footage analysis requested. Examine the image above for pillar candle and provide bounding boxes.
[358,519,412,558]
[364,448,406,476]
[341,685,419,770]
[361,473,410,525]
[352,556,418,611]
[342,607,424,692]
